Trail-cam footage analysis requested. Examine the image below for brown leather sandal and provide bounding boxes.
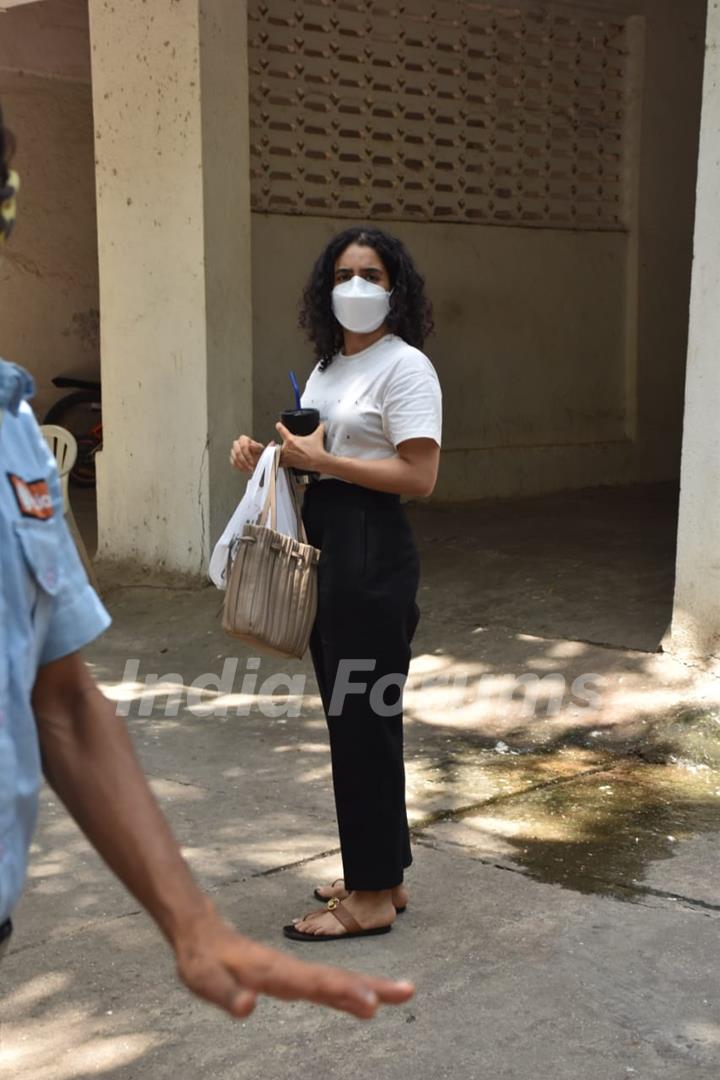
[312,878,348,903]
[312,880,408,914]
[283,898,394,942]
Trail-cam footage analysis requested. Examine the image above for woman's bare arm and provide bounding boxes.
[275,422,440,497]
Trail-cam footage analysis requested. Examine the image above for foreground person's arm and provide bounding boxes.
[32,653,414,1019]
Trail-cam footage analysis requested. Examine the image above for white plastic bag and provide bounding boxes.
[208,443,300,589]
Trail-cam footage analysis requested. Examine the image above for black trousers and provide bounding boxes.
[302,479,421,891]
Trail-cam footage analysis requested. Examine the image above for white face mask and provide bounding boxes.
[331,276,392,334]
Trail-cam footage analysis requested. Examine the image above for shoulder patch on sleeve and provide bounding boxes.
[7,473,55,520]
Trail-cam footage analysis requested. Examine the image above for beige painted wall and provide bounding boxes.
[0,0,89,79]
[250,0,707,500]
[670,0,720,664]
[0,0,707,522]
[90,0,253,580]
[633,0,708,482]
[252,216,629,499]
[0,0,97,421]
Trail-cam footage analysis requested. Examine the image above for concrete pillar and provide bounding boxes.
[88,0,252,582]
[670,0,720,663]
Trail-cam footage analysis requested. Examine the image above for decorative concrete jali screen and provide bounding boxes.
[248,0,636,230]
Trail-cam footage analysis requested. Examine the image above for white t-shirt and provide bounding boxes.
[300,334,442,481]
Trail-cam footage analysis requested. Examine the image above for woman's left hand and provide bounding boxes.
[275,421,327,472]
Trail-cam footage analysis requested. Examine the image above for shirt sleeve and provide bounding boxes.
[39,511,111,666]
[21,412,112,666]
[382,354,443,449]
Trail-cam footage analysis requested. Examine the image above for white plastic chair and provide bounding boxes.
[40,424,100,593]
[40,424,77,509]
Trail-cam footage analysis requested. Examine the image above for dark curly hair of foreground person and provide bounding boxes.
[0,105,15,185]
[299,226,434,370]
[0,105,14,187]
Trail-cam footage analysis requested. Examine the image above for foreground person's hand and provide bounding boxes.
[33,656,412,1023]
[174,904,415,1019]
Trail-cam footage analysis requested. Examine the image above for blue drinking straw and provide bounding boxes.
[289,370,302,410]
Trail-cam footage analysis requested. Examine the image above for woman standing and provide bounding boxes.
[231,227,442,940]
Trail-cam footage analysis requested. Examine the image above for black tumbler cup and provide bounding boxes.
[280,407,321,483]
[281,407,320,437]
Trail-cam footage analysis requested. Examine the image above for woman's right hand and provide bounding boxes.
[230,435,265,473]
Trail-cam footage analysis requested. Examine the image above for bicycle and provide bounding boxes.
[43,373,102,488]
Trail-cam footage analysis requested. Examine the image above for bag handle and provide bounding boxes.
[258,444,281,532]
[257,444,311,545]
[288,472,310,546]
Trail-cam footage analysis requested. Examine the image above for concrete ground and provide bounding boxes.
[4,483,720,1079]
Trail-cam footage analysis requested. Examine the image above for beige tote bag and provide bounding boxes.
[222,446,320,659]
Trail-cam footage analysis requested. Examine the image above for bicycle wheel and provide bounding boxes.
[71,434,102,488]
[44,390,101,439]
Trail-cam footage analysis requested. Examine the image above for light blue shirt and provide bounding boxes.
[0,359,111,921]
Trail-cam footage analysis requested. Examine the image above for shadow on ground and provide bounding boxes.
[6,482,720,1079]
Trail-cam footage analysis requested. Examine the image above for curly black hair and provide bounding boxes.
[299,226,434,370]
[0,104,14,189]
